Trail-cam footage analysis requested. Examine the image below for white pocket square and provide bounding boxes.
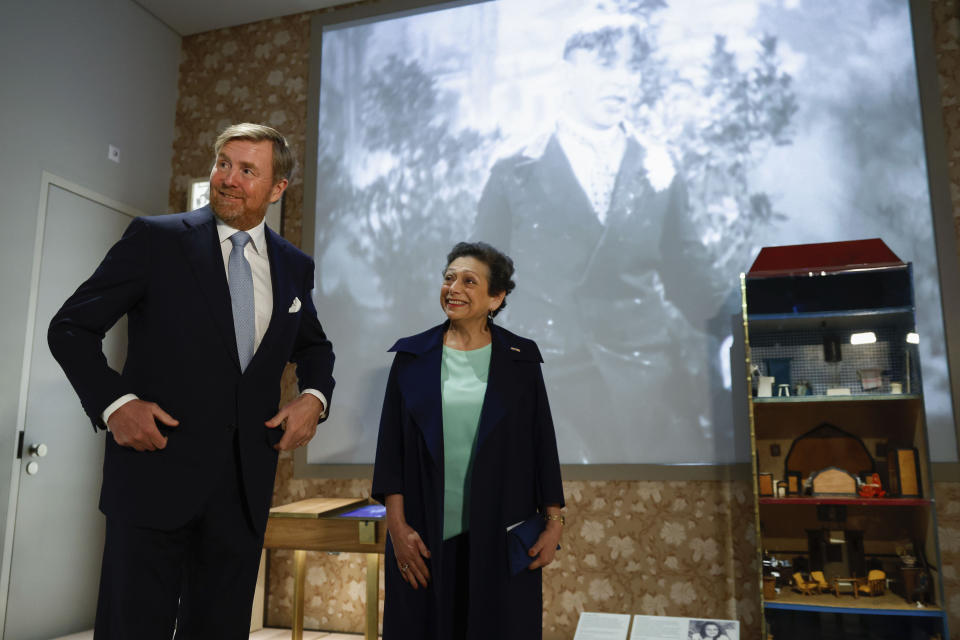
[288,297,301,313]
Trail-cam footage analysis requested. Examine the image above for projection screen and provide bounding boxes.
[306,0,957,466]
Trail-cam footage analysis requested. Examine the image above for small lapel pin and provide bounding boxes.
[510,346,521,352]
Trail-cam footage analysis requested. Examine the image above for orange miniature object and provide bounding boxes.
[858,472,886,498]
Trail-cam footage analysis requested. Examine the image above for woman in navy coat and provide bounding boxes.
[372,242,564,639]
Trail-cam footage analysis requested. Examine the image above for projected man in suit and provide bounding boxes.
[48,123,335,639]
[474,12,723,460]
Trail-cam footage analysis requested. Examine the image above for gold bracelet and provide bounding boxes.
[544,513,565,525]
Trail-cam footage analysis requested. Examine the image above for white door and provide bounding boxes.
[2,175,139,639]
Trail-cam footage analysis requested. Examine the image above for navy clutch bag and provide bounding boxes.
[507,516,559,575]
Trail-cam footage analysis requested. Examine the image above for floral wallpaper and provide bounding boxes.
[268,449,759,638]
[170,13,312,247]
[171,2,960,638]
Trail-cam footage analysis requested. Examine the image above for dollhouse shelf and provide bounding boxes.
[764,601,946,618]
[747,307,914,330]
[752,394,921,404]
[759,497,931,507]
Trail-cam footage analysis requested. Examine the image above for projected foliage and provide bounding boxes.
[311,0,950,465]
[320,56,499,322]
[320,4,798,309]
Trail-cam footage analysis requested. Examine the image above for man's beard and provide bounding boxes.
[210,191,267,229]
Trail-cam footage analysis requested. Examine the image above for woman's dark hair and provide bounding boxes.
[699,621,722,636]
[445,241,516,318]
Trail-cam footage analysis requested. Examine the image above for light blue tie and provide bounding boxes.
[229,231,255,370]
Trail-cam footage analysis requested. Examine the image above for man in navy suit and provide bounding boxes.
[48,123,335,639]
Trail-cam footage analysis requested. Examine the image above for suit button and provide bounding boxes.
[226,423,235,431]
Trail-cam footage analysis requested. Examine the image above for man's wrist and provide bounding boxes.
[300,389,327,418]
[102,394,139,429]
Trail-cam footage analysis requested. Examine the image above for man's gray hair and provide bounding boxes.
[214,123,294,183]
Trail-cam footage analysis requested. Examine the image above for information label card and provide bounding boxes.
[573,612,632,640]
[630,614,739,640]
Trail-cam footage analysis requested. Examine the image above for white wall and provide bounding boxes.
[0,0,180,573]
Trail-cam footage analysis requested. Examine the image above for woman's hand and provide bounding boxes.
[389,521,432,588]
[385,494,431,588]
[527,518,563,570]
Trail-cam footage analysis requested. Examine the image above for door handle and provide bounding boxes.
[28,443,47,458]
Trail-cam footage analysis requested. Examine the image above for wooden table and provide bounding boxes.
[833,577,859,598]
[263,497,387,640]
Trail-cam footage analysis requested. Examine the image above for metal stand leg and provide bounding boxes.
[365,553,380,640]
[292,549,306,640]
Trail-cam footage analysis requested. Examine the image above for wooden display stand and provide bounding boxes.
[259,497,386,640]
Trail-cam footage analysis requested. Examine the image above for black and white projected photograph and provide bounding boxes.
[309,0,954,465]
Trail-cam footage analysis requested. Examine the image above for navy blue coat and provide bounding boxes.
[371,322,564,640]
[48,207,335,534]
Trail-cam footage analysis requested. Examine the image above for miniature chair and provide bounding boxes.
[810,570,830,592]
[857,569,886,597]
[792,572,818,595]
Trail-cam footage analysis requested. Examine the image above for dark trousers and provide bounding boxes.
[94,434,264,640]
[440,532,470,640]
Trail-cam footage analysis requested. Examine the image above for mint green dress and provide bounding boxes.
[440,343,491,540]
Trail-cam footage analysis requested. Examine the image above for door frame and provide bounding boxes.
[0,172,144,631]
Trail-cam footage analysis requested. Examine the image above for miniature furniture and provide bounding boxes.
[742,240,947,637]
[810,571,830,592]
[857,569,887,597]
[809,466,858,497]
[833,577,859,599]
[901,566,928,602]
[763,576,777,600]
[785,423,874,481]
[792,572,819,595]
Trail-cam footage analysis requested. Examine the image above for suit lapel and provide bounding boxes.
[179,207,240,368]
[606,138,647,225]
[537,136,604,233]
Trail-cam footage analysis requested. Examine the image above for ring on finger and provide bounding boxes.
[399,562,409,572]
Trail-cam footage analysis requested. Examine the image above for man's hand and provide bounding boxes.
[265,394,324,451]
[107,400,179,451]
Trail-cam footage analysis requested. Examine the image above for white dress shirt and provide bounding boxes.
[102,217,326,425]
[555,116,627,224]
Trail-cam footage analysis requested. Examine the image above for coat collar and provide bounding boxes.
[390,321,542,467]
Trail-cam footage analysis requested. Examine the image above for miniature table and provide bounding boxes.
[833,577,859,598]
[263,497,387,640]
